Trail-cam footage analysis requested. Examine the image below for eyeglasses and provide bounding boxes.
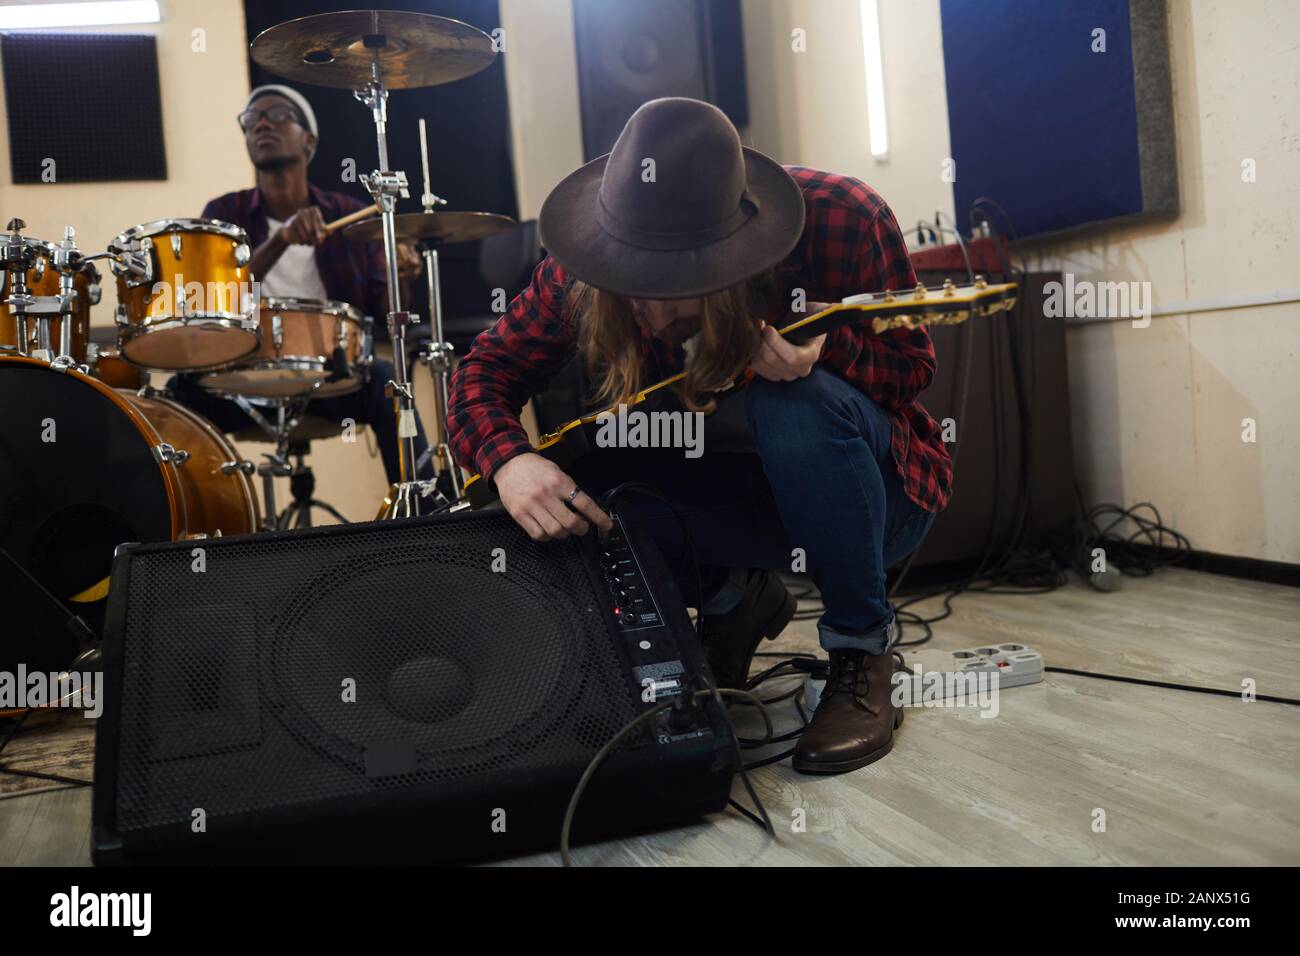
[237,105,306,131]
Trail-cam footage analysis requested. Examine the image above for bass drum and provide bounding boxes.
[0,355,259,640]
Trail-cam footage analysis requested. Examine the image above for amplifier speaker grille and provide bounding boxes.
[108,512,640,836]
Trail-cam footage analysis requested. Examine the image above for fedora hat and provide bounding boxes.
[539,97,806,299]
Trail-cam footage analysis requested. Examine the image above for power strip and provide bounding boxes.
[804,642,1044,710]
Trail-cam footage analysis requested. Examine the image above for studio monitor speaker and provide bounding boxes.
[572,0,750,161]
[93,510,735,864]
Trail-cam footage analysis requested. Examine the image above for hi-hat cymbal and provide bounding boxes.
[250,10,496,90]
[344,211,516,245]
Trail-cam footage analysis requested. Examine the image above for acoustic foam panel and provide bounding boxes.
[940,0,1176,239]
[2,32,166,184]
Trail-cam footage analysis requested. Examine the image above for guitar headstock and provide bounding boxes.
[780,277,1018,340]
[865,278,1018,333]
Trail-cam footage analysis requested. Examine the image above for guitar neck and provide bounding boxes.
[462,280,1016,508]
[778,305,862,344]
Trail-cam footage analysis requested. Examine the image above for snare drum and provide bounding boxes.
[109,218,258,371]
[0,238,99,362]
[198,297,370,398]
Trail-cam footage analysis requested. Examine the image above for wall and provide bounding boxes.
[734,0,1298,562]
[499,0,586,220]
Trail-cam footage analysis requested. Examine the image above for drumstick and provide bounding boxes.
[323,203,380,235]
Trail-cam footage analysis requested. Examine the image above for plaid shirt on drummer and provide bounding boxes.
[201,183,390,330]
[447,166,953,514]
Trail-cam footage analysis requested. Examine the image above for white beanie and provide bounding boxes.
[246,84,318,161]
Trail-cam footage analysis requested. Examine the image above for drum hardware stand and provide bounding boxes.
[413,116,465,502]
[2,218,44,360]
[49,227,100,373]
[223,393,349,531]
[230,395,301,531]
[4,220,103,369]
[355,66,445,518]
[280,444,349,529]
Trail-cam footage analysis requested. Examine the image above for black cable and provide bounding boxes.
[0,766,92,788]
[0,706,94,788]
[1068,501,1190,581]
[555,483,774,864]
[559,686,773,866]
[0,708,32,759]
[727,797,769,830]
[1044,667,1300,706]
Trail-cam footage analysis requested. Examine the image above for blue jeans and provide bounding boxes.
[570,368,935,654]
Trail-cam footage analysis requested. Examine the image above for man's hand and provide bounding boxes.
[749,317,828,382]
[397,243,422,282]
[494,452,613,542]
[278,207,328,246]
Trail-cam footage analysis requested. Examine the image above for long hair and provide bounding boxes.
[569,271,775,414]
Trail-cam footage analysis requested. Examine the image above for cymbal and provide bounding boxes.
[250,10,496,90]
[344,211,516,245]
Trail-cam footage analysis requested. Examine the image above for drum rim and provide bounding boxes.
[0,236,55,258]
[198,357,365,398]
[118,316,261,372]
[0,354,185,539]
[201,355,351,375]
[259,297,365,322]
[138,392,260,532]
[111,217,249,244]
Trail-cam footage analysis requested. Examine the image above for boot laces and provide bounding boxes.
[822,651,867,705]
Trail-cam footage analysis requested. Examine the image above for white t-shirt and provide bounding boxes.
[262,217,330,301]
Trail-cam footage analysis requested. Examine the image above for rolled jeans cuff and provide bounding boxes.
[818,614,896,655]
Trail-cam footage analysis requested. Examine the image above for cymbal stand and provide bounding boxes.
[414,117,463,501]
[354,59,442,518]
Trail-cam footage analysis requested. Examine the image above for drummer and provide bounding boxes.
[167,84,431,485]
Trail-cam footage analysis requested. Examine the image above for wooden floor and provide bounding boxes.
[3,567,1297,866]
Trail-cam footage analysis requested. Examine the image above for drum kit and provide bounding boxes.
[1,11,515,645]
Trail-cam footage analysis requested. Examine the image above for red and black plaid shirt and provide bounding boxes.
[448,166,953,513]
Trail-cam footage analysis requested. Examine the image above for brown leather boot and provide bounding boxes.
[792,648,903,774]
[701,570,797,689]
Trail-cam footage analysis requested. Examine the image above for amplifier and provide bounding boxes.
[93,509,735,865]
